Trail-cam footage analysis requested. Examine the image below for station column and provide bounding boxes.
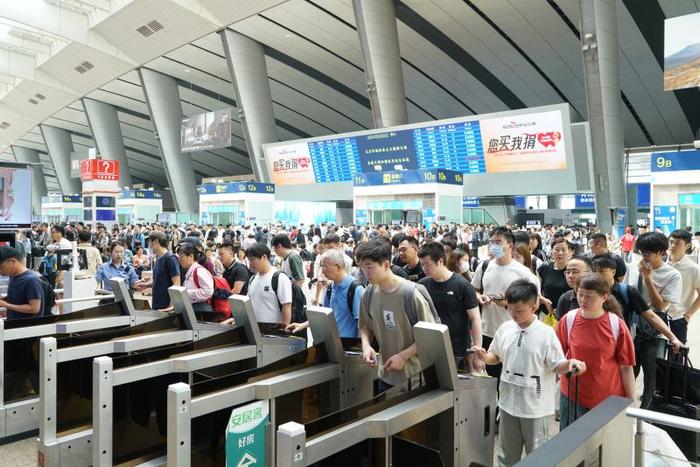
[220,30,278,182]
[352,0,408,127]
[39,124,81,195]
[83,98,132,186]
[138,68,199,214]
[11,145,47,215]
[580,0,627,234]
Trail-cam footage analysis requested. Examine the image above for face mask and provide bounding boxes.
[491,244,505,259]
[459,262,470,273]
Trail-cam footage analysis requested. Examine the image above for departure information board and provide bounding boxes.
[264,108,568,186]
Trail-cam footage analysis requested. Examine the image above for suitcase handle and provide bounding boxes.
[567,368,580,424]
[663,342,692,403]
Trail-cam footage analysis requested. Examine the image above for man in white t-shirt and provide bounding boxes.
[667,229,700,347]
[472,280,583,466]
[626,232,682,409]
[245,242,292,325]
[471,227,540,378]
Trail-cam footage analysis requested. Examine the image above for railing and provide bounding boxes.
[627,407,700,467]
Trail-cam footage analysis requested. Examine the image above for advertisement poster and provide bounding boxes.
[264,142,316,186]
[663,12,700,91]
[653,205,677,236]
[0,167,32,228]
[480,110,568,173]
[181,108,232,152]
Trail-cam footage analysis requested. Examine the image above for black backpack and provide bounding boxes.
[249,271,307,324]
[37,276,55,316]
[324,280,362,311]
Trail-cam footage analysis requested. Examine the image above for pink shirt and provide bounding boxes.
[184,263,214,304]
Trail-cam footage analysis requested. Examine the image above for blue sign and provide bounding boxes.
[353,169,463,187]
[198,182,275,195]
[514,196,526,209]
[367,200,422,210]
[357,130,418,172]
[679,193,700,205]
[355,209,368,225]
[636,183,650,208]
[650,150,700,172]
[121,190,162,199]
[422,208,435,228]
[616,207,627,239]
[575,194,596,209]
[463,197,480,208]
[653,205,678,235]
[61,195,82,203]
[308,137,361,183]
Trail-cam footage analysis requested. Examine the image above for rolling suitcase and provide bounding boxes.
[651,345,699,462]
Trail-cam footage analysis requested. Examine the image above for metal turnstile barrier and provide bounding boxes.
[277,322,498,467]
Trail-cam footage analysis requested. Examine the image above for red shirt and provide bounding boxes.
[556,310,636,409]
[620,234,636,252]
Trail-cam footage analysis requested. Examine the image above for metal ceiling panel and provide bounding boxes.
[401,63,472,119]
[92,0,217,64]
[198,0,291,27]
[38,42,134,95]
[657,0,699,18]
[85,89,150,115]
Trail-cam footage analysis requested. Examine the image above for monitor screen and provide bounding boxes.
[96,209,116,221]
[96,196,115,208]
[83,209,93,221]
[83,197,93,208]
[0,166,32,228]
[181,108,232,152]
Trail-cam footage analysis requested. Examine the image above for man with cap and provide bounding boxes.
[0,244,44,319]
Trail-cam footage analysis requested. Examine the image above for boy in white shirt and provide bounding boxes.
[472,279,585,466]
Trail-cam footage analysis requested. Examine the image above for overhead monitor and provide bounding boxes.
[181,108,232,152]
[664,12,700,91]
[262,103,578,195]
[0,165,32,228]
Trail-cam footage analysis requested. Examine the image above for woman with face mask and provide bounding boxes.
[447,248,474,280]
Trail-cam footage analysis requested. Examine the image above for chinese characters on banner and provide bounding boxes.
[265,142,316,186]
[479,110,568,173]
[80,159,120,181]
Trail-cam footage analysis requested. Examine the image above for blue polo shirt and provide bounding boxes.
[6,270,44,320]
[151,252,180,310]
[95,261,139,291]
[323,275,363,338]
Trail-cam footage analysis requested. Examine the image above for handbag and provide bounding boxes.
[542,310,558,328]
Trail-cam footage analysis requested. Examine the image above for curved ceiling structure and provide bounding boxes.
[0,0,698,192]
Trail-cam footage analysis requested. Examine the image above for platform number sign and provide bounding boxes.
[226,400,269,467]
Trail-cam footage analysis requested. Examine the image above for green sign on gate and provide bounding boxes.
[226,400,269,467]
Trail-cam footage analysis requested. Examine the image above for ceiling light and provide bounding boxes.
[284,33,293,38]
[0,24,12,35]
[184,68,190,73]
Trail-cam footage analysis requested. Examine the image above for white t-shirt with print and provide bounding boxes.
[248,270,292,324]
[488,319,566,418]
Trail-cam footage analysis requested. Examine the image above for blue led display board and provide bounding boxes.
[650,150,700,172]
[197,182,275,195]
[353,169,463,187]
[575,194,596,209]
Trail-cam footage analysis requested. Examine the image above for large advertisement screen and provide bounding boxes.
[262,106,569,186]
[0,166,32,228]
[664,12,700,91]
[181,108,232,152]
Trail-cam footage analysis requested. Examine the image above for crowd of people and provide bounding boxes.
[2,219,699,465]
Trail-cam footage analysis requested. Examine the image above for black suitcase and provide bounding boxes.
[650,346,700,462]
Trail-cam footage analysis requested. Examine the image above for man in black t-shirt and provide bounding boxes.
[219,243,250,295]
[399,236,425,282]
[418,242,482,371]
[588,233,626,282]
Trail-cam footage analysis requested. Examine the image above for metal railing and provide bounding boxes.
[627,407,700,467]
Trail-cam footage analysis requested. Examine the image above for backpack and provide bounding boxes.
[361,280,441,326]
[193,267,232,318]
[39,255,57,279]
[325,280,362,312]
[564,309,621,347]
[38,276,56,317]
[249,271,307,324]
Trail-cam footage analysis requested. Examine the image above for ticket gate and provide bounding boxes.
[276,322,498,467]
[103,307,375,466]
[39,295,306,467]
[0,278,160,440]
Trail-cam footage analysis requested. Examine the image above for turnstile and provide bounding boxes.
[0,278,160,440]
[276,322,498,467]
[116,307,376,467]
[46,294,307,467]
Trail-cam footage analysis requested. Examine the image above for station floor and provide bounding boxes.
[0,318,698,466]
